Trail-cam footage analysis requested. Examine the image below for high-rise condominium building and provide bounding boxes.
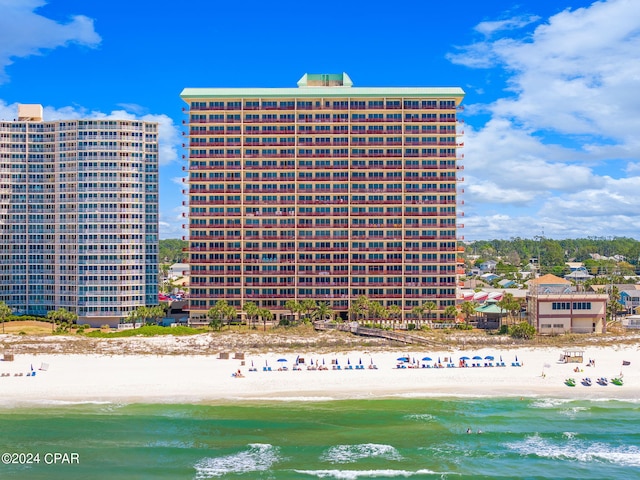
[0,104,159,326]
[180,74,465,324]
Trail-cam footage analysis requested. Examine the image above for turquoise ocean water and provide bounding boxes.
[0,397,639,479]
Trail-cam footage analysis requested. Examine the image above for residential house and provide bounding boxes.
[527,274,608,334]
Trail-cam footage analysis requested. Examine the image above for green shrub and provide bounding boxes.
[406,323,416,331]
[509,322,536,339]
[498,325,509,335]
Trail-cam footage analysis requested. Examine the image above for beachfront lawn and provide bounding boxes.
[84,325,207,338]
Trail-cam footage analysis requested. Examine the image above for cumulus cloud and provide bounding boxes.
[0,0,100,84]
[474,14,541,36]
[451,0,640,239]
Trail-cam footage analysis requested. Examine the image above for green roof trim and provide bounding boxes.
[180,86,465,101]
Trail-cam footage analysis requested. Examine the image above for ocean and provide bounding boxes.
[0,397,638,479]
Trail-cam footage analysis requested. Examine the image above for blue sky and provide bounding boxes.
[1,0,639,241]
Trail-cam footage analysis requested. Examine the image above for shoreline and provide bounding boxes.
[0,343,637,407]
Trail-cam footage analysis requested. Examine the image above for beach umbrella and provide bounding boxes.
[265,359,269,366]
[277,358,287,363]
[438,357,441,363]
[422,356,432,361]
[397,356,409,362]
[348,358,351,365]
[460,356,470,360]
[323,358,325,365]
[473,356,483,360]
[515,355,519,362]
[251,360,254,367]
[484,356,494,360]
[500,355,503,362]
[359,358,362,365]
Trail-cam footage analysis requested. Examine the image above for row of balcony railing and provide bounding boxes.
[188,130,462,138]
[185,188,462,194]
[187,293,456,299]
[185,104,460,112]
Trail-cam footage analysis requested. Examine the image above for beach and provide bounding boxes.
[0,339,638,405]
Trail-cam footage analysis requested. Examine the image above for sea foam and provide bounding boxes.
[193,443,280,479]
[321,444,402,464]
[507,434,640,467]
[294,468,438,479]
[405,413,436,422]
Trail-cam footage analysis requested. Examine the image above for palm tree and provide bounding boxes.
[349,295,370,323]
[159,264,171,293]
[411,304,424,329]
[126,308,141,329]
[207,300,237,330]
[0,301,12,334]
[148,305,167,325]
[368,301,387,327]
[312,302,333,323]
[258,307,273,332]
[424,301,437,325]
[460,301,477,325]
[243,302,259,330]
[497,293,520,326]
[444,305,458,323]
[300,299,317,324]
[47,307,77,333]
[388,304,402,330]
[284,299,302,325]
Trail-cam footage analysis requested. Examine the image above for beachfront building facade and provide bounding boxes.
[0,104,159,326]
[527,274,608,334]
[180,73,465,324]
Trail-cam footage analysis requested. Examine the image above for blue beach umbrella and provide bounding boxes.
[422,356,432,361]
[397,356,409,362]
[473,356,483,360]
[460,356,470,360]
[348,358,351,365]
[515,355,519,362]
[484,356,494,360]
[277,358,287,363]
[359,358,362,365]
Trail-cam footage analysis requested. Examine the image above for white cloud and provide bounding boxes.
[0,0,100,84]
[474,14,541,36]
[450,0,640,240]
[159,204,187,240]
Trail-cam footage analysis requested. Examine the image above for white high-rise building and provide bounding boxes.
[0,104,159,326]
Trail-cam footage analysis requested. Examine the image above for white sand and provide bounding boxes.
[0,345,638,405]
